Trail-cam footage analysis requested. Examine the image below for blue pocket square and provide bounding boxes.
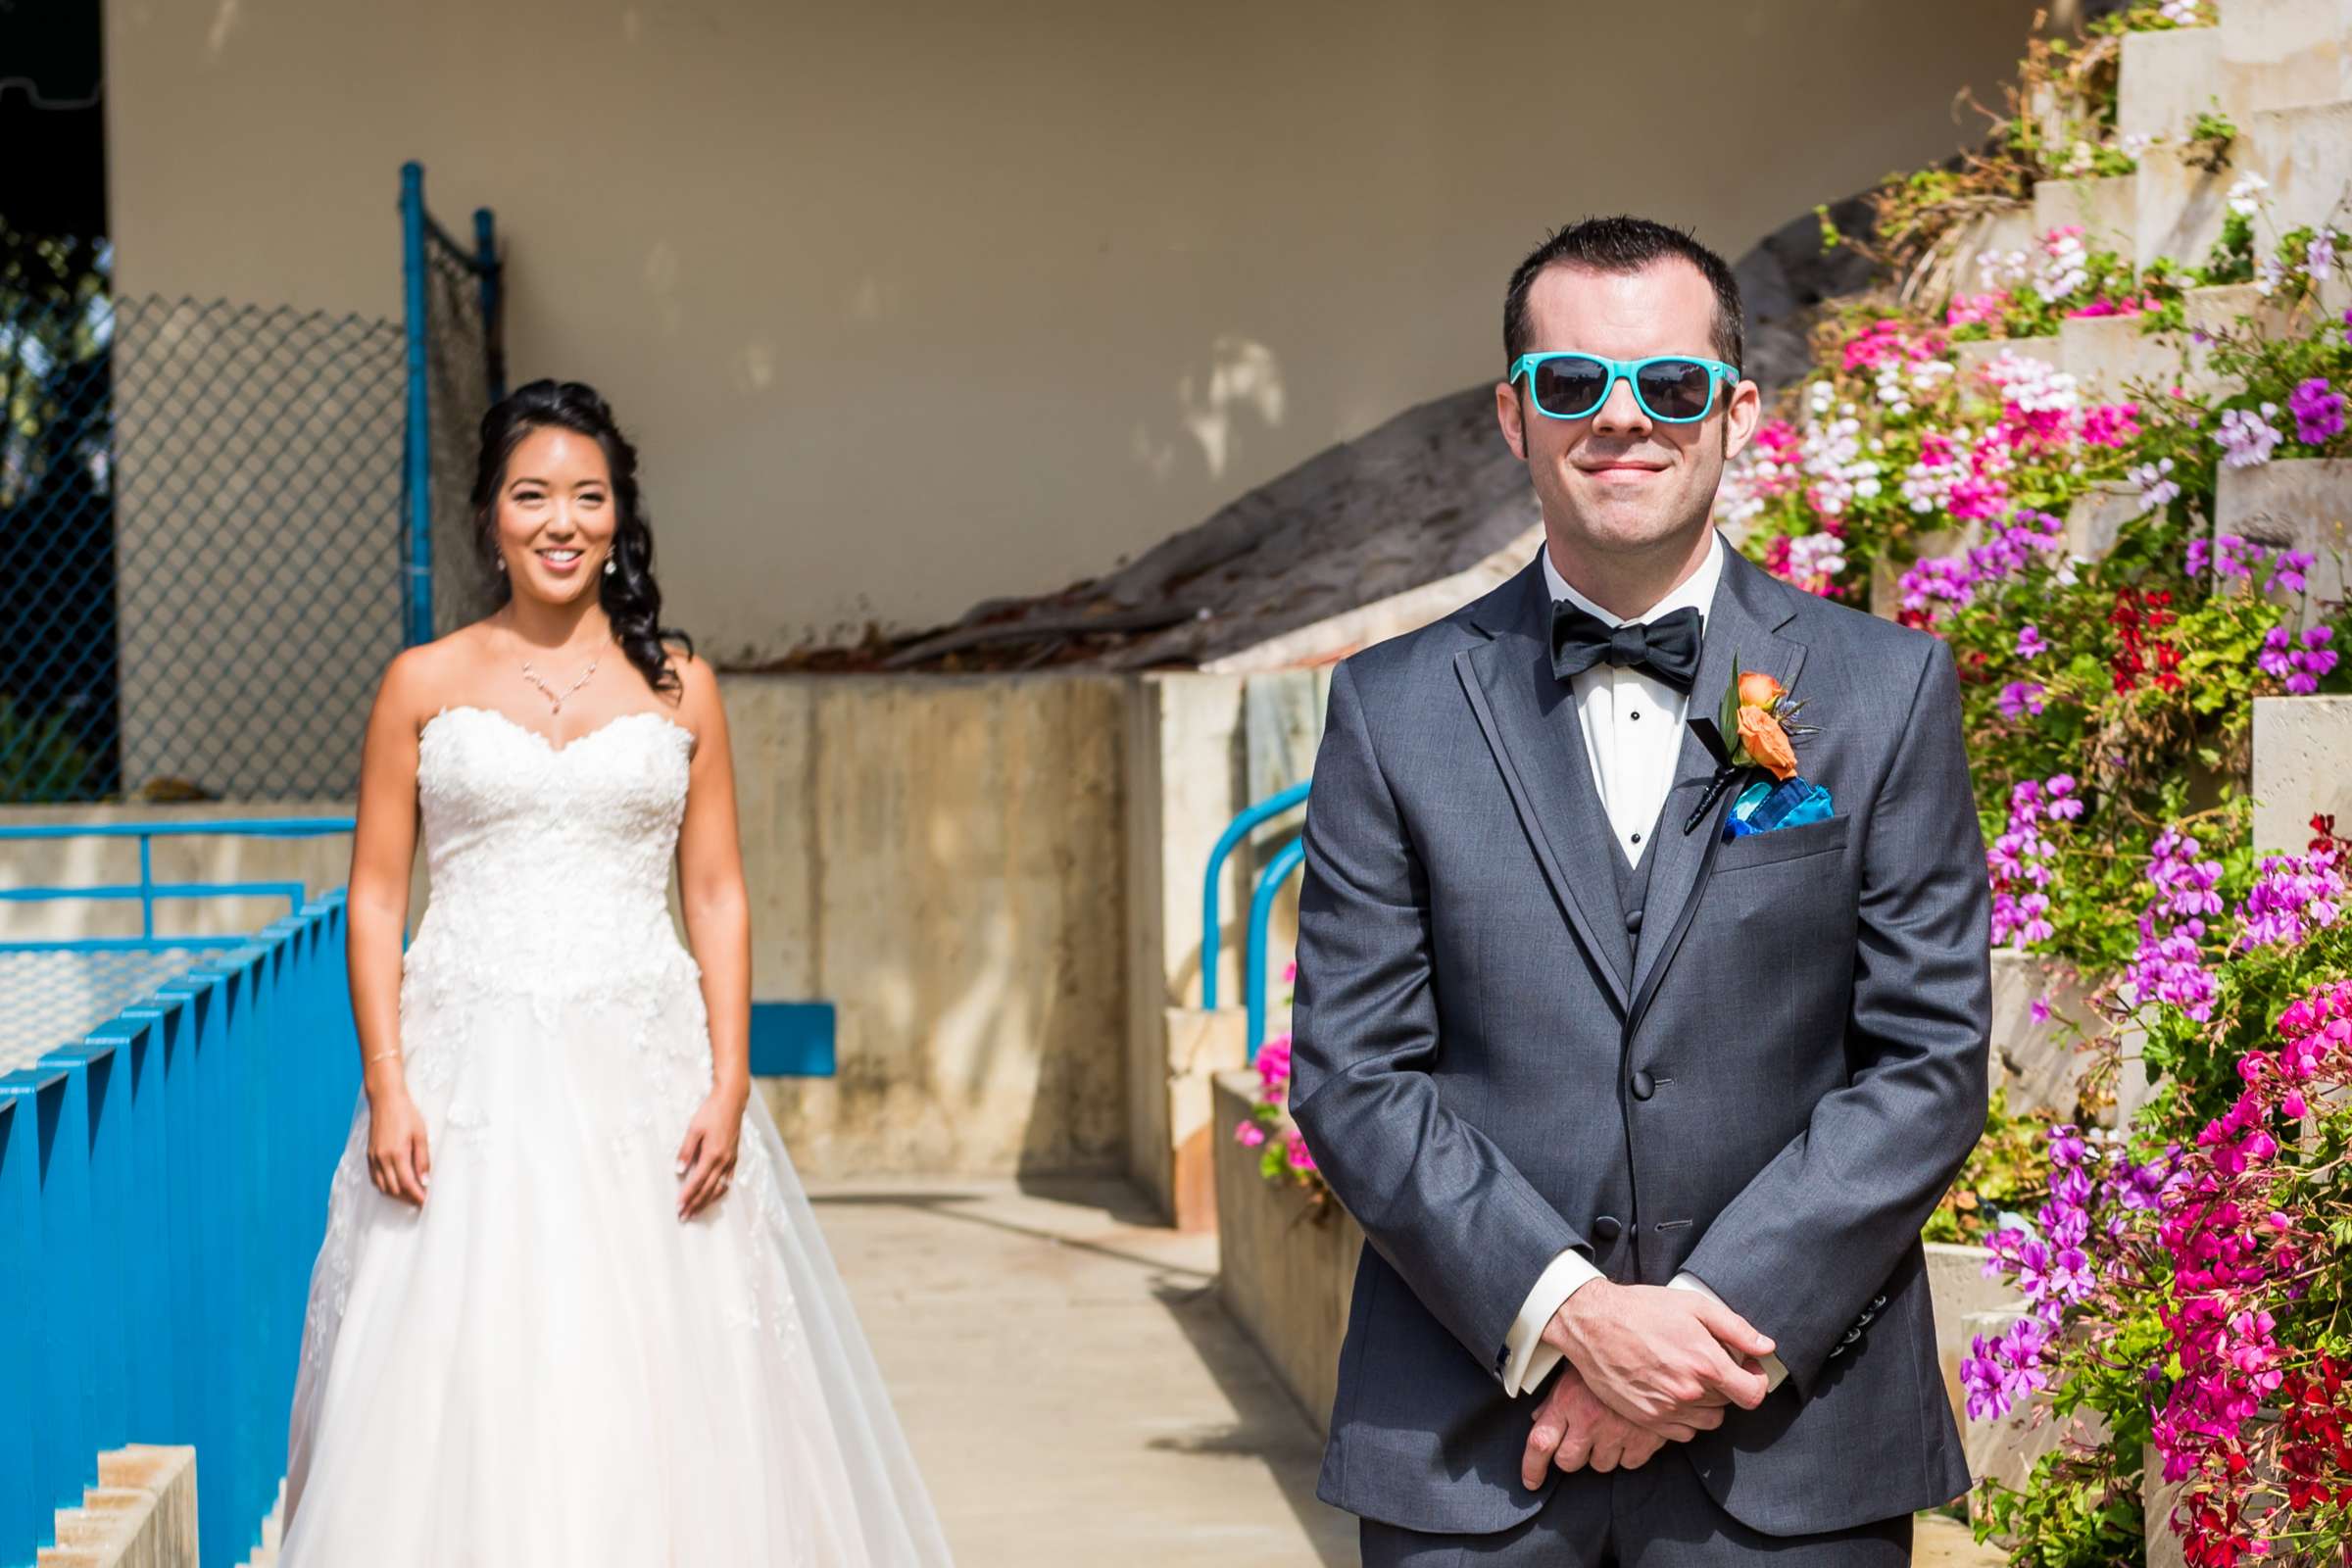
[1723,776,1835,840]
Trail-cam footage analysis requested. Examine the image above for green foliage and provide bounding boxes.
[0,694,100,805]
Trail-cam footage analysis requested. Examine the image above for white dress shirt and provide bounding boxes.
[1497,530,1790,1399]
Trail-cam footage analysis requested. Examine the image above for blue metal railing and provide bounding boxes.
[1,820,359,1568]
[1199,781,1310,1062]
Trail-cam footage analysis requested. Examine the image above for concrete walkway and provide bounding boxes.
[809,1177,2001,1568]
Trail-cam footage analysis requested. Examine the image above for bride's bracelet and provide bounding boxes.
[363,1046,402,1065]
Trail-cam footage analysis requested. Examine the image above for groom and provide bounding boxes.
[1289,215,1991,1564]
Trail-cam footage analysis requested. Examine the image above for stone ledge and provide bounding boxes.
[2253,695,2352,854]
[34,1445,198,1568]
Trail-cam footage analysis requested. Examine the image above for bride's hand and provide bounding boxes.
[676,1084,748,1221]
[367,1089,431,1207]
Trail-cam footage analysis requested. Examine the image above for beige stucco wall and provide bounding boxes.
[106,0,2042,662]
[727,672,1130,1176]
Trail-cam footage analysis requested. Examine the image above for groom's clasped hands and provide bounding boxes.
[1517,1280,1778,1490]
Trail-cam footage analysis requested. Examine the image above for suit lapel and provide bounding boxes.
[1456,558,1633,1014]
[1625,547,1810,1025]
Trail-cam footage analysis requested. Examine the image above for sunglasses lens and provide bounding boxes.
[1529,357,1608,418]
[1635,360,1716,420]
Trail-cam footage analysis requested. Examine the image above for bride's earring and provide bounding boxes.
[604,557,616,577]
[496,555,508,573]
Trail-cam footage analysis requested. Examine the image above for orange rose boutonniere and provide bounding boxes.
[1684,657,1829,837]
[1729,667,1800,782]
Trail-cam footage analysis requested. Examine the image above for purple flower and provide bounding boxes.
[2045,774,2083,821]
[2267,549,2315,597]
[2213,533,2269,582]
[2185,535,2211,576]
[2016,623,2047,661]
[1998,680,2047,721]
[2030,997,2053,1024]
[2261,621,2339,693]
[2290,375,2348,446]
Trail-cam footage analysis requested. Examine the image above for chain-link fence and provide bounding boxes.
[0,167,501,805]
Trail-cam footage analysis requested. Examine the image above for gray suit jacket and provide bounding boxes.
[1289,540,1989,1539]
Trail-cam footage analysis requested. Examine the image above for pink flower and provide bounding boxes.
[1234,1121,1266,1149]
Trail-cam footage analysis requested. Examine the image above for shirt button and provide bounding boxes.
[1630,710,1642,720]
[1630,832,1642,845]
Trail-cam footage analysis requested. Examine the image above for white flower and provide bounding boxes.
[1982,349,2082,415]
[1978,248,2032,291]
[2256,253,2287,296]
[2215,404,2283,468]
[2120,131,2156,160]
[2158,0,2201,22]
[2034,227,2090,303]
[2308,230,2340,277]
[2228,172,2272,218]
[2128,457,2180,515]
[1786,531,1848,587]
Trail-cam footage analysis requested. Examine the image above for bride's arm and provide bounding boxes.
[348,648,431,1203]
[671,649,752,1215]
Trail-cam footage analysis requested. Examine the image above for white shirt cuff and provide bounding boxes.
[1669,1271,1788,1392]
[1500,1249,1603,1396]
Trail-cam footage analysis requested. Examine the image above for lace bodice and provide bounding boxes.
[404,705,700,1004]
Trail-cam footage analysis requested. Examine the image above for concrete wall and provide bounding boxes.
[728,672,1130,1176]
[105,0,2043,662]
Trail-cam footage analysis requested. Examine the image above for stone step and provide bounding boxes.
[2059,283,2278,398]
[2119,24,2232,143]
[2132,139,2236,270]
[2034,175,2138,259]
[2254,694,2352,854]
[1942,203,2039,308]
[2213,457,2352,637]
[2238,98,2352,239]
[33,1446,198,1568]
[2221,0,2352,112]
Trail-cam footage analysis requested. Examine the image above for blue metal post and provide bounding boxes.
[401,161,434,648]
[1246,837,1308,1061]
[1199,780,1310,1010]
[474,206,504,404]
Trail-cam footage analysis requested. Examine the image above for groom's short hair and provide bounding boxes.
[1502,216,1743,371]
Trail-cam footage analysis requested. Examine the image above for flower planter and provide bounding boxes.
[1212,1069,1360,1434]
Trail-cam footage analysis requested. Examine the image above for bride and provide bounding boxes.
[278,379,952,1565]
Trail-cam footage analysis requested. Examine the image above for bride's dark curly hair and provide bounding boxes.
[470,378,693,697]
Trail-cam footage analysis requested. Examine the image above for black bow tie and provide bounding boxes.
[1549,601,1703,694]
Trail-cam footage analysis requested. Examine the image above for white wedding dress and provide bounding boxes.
[278,705,952,1566]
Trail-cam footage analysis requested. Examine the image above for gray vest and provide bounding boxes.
[1604,814,1659,971]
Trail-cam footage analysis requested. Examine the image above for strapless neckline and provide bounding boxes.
[421,703,695,759]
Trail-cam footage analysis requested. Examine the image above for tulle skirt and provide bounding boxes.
[278,971,951,1566]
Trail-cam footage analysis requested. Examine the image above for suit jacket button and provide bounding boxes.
[1630,1069,1657,1101]
[1624,906,1643,933]
[1592,1215,1624,1242]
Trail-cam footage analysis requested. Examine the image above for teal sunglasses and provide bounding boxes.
[1508,352,1743,424]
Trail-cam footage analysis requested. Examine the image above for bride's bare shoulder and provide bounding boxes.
[373,624,493,733]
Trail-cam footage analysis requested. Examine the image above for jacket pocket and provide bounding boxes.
[1713,811,1849,872]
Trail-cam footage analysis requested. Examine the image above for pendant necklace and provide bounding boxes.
[518,632,612,714]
